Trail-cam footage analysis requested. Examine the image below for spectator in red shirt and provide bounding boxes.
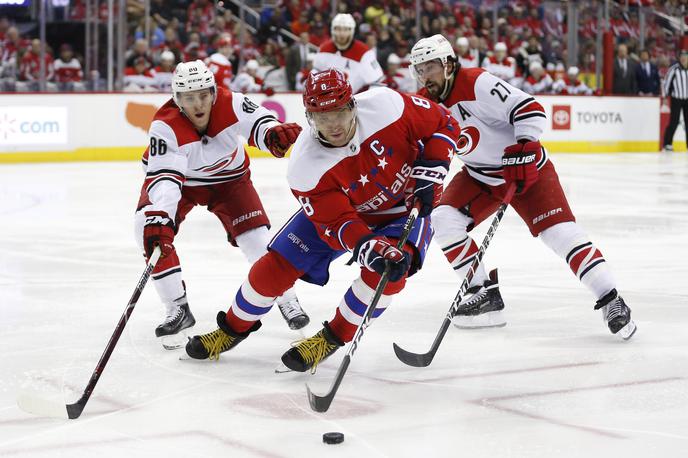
[291,11,311,36]
[17,39,55,92]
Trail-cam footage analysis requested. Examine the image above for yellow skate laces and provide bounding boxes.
[199,328,234,360]
[293,330,338,374]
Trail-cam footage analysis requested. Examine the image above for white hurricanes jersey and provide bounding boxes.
[419,68,548,186]
[140,87,278,218]
[313,39,384,94]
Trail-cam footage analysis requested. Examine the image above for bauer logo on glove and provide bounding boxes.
[502,153,536,166]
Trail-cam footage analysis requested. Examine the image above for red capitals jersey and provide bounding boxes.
[288,87,459,252]
[19,52,54,81]
[139,87,279,219]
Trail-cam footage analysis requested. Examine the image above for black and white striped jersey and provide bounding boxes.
[663,63,688,100]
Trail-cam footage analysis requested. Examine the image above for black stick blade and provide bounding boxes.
[392,342,435,367]
[66,400,86,419]
[306,384,334,413]
[393,319,451,368]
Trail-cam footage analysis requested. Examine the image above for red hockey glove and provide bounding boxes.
[502,140,540,194]
[405,159,449,217]
[263,87,275,97]
[143,211,175,258]
[353,235,411,282]
[265,122,302,158]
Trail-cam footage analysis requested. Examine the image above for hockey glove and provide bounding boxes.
[143,211,175,258]
[406,159,449,217]
[265,122,302,158]
[502,140,540,194]
[353,235,411,282]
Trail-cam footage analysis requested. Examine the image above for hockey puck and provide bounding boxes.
[322,432,344,444]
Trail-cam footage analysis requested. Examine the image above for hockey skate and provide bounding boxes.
[594,289,637,340]
[452,269,507,329]
[185,311,262,360]
[277,321,344,373]
[275,295,310,330]
[156,298,196,350]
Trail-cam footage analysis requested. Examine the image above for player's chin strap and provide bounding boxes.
[439,65,457,102]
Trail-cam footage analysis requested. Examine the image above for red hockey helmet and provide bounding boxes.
[303,68,353,113]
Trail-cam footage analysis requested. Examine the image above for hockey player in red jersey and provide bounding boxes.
[313,13,384,94]
[135,60,309,346]
[410,34,636,339]
[185,69,460,370]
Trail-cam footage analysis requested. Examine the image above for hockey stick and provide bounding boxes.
[393,183,517,367]
[17,247,162,419]
[306,204,421,412]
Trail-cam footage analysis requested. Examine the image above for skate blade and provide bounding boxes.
[160,328,193,350]
[452,310,506,329]
[274,361,297,374]
[617,320,637,340]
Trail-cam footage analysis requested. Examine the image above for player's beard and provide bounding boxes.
[424,80,442,99]
[426,73,455,102]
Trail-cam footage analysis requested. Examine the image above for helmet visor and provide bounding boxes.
[411,59,445,84]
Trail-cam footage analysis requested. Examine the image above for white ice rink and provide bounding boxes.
[1,153,687,457]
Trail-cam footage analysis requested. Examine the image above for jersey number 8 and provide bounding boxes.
[298,196,314,216]
[150,137,167,156]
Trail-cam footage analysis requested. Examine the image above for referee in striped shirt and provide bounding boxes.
[662,49,688,152]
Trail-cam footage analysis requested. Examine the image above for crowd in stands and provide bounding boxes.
[0,0,685,96]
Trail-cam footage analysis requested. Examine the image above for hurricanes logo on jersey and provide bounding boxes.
[456,126,480,156]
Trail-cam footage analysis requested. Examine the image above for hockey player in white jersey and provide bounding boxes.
[134,60,309,346]
[312,13,384,94]
[410,35,636,339]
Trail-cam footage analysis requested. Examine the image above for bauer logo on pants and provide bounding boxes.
[552,105,571,130]
[232,210,263,226]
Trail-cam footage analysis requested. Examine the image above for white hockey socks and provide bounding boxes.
[432,205,488,287]
[539,222,616,299]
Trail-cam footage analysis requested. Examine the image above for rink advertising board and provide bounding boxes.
[0,92,681,163]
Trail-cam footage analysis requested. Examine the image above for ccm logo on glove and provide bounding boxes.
[410,165,447,183]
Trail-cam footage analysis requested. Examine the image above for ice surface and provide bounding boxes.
[1,153,687,457]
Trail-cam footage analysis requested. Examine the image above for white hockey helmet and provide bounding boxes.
[331,13,356,35]
[160,50,175,63]
[567,65,579,76]
[387,53,401,65]
[172,59,217,106]
[409,34,456,80]
[245,59,259,71]
[494,42,507,53]
[456,36,469,49]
